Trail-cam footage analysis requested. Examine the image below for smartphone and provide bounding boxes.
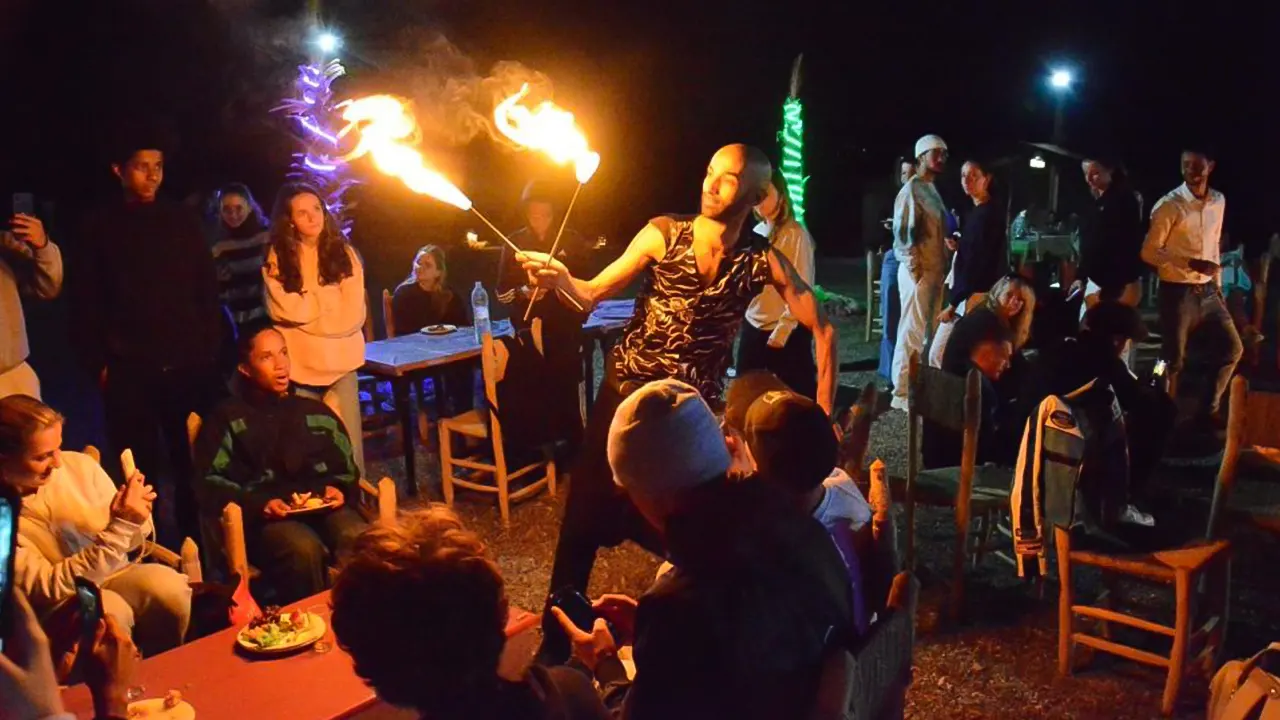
[0,489,19,651]
[549,586,616,639]
[74,577,104,653]
[11,192,34,217]
[1153,359,1167,377]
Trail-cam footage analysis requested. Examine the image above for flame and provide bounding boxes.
[337,95,473,211]
[494,84,600,183]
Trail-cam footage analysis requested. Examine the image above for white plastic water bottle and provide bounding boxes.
[471,281,490,343]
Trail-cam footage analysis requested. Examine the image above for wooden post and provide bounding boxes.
[1055,525,1073,676]
[180,537,203,584]
[377,477,397,525]
[905,354,920,571]
[1208,377,1246,540]
[951,369,981,622]
[865,249,875,342]
[1162,570,1191,716]
[220,503,250,582]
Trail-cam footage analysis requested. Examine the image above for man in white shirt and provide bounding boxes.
[1140,148,1242,421]
[889,134,950,411]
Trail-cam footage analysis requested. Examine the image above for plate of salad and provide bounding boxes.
[235,606,326,655]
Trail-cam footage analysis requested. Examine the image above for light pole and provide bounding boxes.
[1047,68,1072,214]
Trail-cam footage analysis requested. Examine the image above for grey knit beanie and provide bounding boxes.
[607,379,732,497]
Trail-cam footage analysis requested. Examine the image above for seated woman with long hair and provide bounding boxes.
[392,245,473,417]
[932,274,1036,373]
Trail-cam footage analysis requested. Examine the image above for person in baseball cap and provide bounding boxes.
[889,133,951,412]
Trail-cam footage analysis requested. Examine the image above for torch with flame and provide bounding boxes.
[493,83,600,320]
[336,94,523,254]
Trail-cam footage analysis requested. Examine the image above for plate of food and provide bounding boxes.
[236,606,326,655]
[285,492,336,515]
[420,324,458,335]
[127,691,194,719]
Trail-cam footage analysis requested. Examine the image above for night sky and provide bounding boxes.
[2,0,1275,257]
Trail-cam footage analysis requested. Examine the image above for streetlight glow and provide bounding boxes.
[315,31,341,54]
[1029,155,1047,170]
[1050,69,1072,90]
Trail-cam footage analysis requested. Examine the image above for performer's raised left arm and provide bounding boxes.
[767,247,837,414]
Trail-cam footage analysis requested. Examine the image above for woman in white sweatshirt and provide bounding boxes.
[263,184,367,475]
[0,394,191,656]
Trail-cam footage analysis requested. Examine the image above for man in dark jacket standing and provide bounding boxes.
[552,379,852,719]
[193,321,364,603]
[70,142,224,545]
[1074,158,1145,312]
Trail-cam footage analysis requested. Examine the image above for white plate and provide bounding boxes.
[283,500,338,516]
[421,324,458,335]
[235,613,327,655]
[127,698,195,720]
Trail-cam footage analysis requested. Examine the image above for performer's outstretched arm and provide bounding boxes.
[519,224,664,311]
[768,247,837,415]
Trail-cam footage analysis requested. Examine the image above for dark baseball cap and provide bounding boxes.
[744,390,837,495]
[724,370,789,433]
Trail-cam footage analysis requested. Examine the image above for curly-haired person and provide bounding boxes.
[330,506,610,720]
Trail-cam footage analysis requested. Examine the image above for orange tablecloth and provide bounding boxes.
[61,592,539,719]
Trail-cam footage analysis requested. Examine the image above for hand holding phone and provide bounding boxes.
[0,490,19,645]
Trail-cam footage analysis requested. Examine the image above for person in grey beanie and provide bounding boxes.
[551,379,853,720]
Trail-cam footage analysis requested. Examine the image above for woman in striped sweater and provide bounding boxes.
[211,183,271,331]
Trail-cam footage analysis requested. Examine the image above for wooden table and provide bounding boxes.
[61,592,539,720]
[362,300,633,493]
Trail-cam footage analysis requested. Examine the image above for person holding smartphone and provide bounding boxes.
[0,395,191,657]
[0,195,61,400]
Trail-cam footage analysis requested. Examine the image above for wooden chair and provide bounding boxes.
[439,318,557,526]
[903,352,1013,621]
[1054,376,1243,716]
[865,249,882,342]
[186,413,397,583]
[381,288,396,339]
[81,445,197,576]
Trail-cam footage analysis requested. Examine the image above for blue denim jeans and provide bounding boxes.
[877,252,902,381]
[1158,281,1243,414]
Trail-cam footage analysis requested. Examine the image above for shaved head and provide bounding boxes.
[702,144,773,221]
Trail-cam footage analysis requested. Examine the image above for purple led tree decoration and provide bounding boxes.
[274,58,359,234]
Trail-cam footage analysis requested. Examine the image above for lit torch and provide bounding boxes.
[337,95,523,255]
[493,83,599,320]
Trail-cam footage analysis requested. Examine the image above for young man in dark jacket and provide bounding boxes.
[193,321,365,603]
[1074,158,1145,308]
[552,379,853,720]
[70,143,224,545]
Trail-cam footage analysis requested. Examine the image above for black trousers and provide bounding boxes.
[735,322,817,401]
[103,361,224,547]
[539,367,665,663]
[251,507,367,605]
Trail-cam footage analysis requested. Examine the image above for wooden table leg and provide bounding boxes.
[393,376,417,496]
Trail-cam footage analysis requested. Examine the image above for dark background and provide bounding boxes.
[1,0,1276,287]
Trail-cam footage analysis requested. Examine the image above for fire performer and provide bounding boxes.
[519,144,837,662]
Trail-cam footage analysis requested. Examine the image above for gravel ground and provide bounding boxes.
[363,259,1280,719]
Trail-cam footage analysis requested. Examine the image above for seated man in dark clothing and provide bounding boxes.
[924,311,1016,468]
[193,320,366,603]
[552,379,853,720]
[331,507,610,720]
[1021,302,1172,521]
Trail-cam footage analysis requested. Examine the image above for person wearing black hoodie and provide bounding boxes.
[1074,158,1145,309]
[70,143,224,546]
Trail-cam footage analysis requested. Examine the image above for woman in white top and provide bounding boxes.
[0,394,191,656]
[735,171,818,399]
[263,184,367,476]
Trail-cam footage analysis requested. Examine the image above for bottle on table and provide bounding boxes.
[471,281,491,343]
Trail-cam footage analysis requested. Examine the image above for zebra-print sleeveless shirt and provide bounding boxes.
[612,215,772,403]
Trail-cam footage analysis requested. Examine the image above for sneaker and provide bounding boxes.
[1119,504,1155,527]
[890,395,909,412]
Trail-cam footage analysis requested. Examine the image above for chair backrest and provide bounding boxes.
[382,288,396,339]
[477,318,544,459]
[362,290,374,342]
[1211,376,1255,539]
[906,351,982,510]
[186,412,202,455]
